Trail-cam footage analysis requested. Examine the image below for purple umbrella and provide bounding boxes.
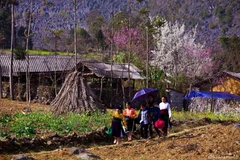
[131,88,159,102]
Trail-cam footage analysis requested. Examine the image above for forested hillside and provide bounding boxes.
[1,0,240,92]
[8,0,240,49]
[149,0,240,47]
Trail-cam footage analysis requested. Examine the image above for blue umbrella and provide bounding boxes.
[131,88,159,102]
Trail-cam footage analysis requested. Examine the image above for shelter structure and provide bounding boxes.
[0,55,145,106]
[193,71,240,96]
[184,90,240,113]
[166,88,184,111]
[185,90,240,100]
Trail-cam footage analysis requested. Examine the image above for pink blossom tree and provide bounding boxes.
[102,26,145,62]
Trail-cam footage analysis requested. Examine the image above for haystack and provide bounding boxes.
[50,71,105,114]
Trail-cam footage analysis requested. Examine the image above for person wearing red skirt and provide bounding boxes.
[159,96,172,136]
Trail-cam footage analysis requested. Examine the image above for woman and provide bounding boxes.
[123,102,137,141]
[159,96,172,136]
[111,105,127,145]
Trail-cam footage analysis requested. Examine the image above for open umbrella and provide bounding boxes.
[131,88,159,102]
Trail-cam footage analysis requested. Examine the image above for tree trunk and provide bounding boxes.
[26,0,33,104]
[146,27,149,88]
[99,77,103,100]
[9,3,14,100]
[0,65,2,98]
[74,0,77,71]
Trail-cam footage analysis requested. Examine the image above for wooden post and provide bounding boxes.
[99,77,103,100]
[0,65,2,98]
[122,79,125,105]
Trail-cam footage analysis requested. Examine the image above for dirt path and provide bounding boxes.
[88,123,240,160]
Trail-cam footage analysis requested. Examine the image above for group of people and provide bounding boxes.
[110,95,172,145]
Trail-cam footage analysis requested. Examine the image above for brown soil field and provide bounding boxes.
[1,99,240,160]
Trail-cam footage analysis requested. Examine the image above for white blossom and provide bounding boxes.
[150,19,212,86]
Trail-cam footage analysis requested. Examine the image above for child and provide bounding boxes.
[111,105,127,145]
[139,102,149,139]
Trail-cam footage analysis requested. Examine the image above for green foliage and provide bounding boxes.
[0,114,12,132]
[2,110,110,138]
[216,35,240,72]
[0,9,11,48]
[113,52,126,63]
[110,11,129,30]
[139,7,149,15]
[209,22,217,29]
[200,9,211,19]
[1,109,239,139]
[172,110,240,122]
[43,1,55,6]
[214,5,233,26]
[148,66,165,93]
[59,11,68,17]
[96,29,105,50]
[14,46,26,60]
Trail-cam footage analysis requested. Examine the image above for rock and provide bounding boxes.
[47,141,52,145]
[69,147,81,154]
[233,122,240,129]
[69,147,101,159]
[11,154,35,160]
[76,152,101,160]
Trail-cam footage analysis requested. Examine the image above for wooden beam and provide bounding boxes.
[0,65,2,98]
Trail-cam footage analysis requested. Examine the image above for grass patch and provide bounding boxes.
[0,110,111,138]
[172,109,240,122]
[1,49,102,60]
[1,109,239,139]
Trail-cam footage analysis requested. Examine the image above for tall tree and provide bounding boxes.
[9,0,16,100]
[151,20,213,91]
[216,35,240,72]
[25,0,33,103]
[86,10,106,51]
[0,4,11,49]
[74,0,77,71]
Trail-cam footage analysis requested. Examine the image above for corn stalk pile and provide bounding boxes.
[51,71,105,114]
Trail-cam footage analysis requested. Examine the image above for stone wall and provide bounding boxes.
[187,97,240,114]
[166,89,184,111]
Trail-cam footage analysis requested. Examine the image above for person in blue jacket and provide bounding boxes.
[147,94,155,138]
[139,102,149,139]
[152,102,161,137]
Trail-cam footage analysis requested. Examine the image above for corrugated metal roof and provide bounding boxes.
[223,71,240,79]
[0,54,79,76]
[83,62,145,80]
[0,55,145,80]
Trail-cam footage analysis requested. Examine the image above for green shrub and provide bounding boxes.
[1,109,239,138]
[7,110,110,138]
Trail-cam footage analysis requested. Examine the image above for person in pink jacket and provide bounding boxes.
[123,102,137,141]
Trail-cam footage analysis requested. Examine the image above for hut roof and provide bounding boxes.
[0,54,79,76]
[0,55,145,80]
[83,61,145,80]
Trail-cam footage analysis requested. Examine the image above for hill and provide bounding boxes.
[11,0,240,49]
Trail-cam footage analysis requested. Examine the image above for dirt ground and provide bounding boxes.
[1,99,240,160]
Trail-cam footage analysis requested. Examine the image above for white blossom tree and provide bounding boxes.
[151,20,213,89]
